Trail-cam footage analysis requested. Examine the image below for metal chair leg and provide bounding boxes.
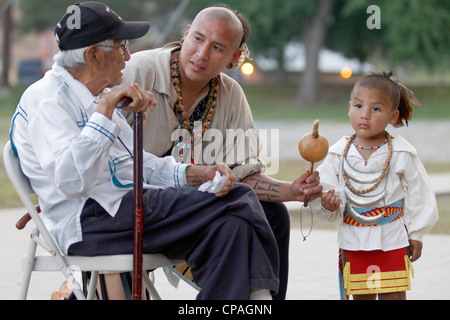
[18,226,39,300]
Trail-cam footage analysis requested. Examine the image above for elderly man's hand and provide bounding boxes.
[98,84,156,119]
[186,163,237,197]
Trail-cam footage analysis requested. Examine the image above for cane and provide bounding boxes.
[132,110,144,300]
[118,96,144,300]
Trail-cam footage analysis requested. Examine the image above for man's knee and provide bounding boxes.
[213,214,252,237]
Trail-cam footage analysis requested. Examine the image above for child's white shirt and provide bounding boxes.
[309,135,439,251]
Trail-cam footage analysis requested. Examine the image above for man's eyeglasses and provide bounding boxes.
[98,40,129,56]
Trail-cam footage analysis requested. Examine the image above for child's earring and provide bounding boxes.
[227,62,235,70]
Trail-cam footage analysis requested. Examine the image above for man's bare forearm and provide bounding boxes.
[241,173,293,202]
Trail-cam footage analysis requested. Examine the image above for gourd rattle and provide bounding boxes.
[298,119,329,207]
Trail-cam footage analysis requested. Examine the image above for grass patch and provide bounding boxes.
[0,85,26,117]
[243,84,450,121]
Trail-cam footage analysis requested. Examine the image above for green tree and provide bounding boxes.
[336,0,450,70]
[17,0,182,33]
[326,0,386,63]
[383,0,450,69]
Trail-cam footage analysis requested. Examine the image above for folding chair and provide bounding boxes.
[3,141,184,300]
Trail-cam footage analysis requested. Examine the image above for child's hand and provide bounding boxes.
[321,189,341,212]
[408,240,423,262]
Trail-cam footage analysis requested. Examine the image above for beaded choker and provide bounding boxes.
[170,54,219,134]
[352,139,387,150]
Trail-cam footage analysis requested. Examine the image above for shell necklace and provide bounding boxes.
[342,132,393,225]
[343,132,393,195]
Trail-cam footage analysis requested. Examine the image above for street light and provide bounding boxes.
[340,67,352,79]
[241,62,254,76]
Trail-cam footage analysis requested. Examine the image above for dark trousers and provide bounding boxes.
[260,201,290,300]
[68,183,279,300]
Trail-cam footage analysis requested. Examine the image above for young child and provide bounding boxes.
[309,72,439,300]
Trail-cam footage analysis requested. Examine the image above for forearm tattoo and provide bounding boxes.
[245,176,281,202]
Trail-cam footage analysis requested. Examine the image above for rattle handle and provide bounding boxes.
[303,162,315,207]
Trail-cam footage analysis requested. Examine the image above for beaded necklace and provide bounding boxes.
[343,132,393,195]
[170,55,219,134]
[352,139,387,150]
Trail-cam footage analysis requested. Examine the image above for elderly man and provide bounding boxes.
[121,5,323,299]
[9,2,282,300]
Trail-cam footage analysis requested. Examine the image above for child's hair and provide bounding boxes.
[351,71,420,127]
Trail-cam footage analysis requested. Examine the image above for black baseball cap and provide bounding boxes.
[54,2,150,50]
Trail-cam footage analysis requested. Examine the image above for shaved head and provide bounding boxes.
[191,6,245,50]
[178,5,251,87]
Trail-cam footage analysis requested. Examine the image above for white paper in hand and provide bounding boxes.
[197,171,227,194]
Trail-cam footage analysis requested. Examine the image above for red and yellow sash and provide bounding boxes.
[343,200,404,227]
